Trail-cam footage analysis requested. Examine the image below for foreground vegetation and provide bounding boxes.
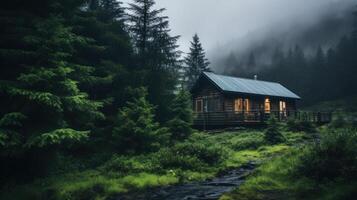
[221,127,357,200]
[0,124,310,200]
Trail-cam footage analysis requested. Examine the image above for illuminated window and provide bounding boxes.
[196,99,203,112]
[244,99,250,112]
[234,98,243,112]
[265,98,271,113]
[235,98,250,112]
[279,101,286,112]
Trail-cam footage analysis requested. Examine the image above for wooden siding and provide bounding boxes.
[193,111,332,129]
[191,75,306,127]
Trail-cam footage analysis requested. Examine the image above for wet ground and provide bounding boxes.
[112,162,256,200]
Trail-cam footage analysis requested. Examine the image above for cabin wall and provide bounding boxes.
[222,95,297,112]
[192,78,224,112]
[191,77,298,113]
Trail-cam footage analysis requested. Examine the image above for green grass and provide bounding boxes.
[0,129,311,200]
[220,128,357,200]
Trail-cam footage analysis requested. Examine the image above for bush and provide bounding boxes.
[294,129,357,181]
[230,133,265,150]
[264,117,285,144]
[329,113,348,129]
[155,148,205,171]
[154,142,228,171]
[100,154,155,175]
[286,119,316,133]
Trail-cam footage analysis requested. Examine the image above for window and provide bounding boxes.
[235,98,250,112]
[234,98,243,112]
[279,101,286,112]
[196,99,203,112]
[244,99,250,112]
[265,98,271,113]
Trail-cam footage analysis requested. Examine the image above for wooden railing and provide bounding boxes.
[193,110,332,127]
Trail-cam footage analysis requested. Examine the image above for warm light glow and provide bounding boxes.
[235,98,250,112]
[279,101,286,112]
[244,99,250,112]
[234,98,243,112]
[265,98,271,113]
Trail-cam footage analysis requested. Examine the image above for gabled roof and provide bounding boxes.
[202,72,301,99]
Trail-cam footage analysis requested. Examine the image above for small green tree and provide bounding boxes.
[184,34,210,89]
[166,90,193,141]
[113,87,168,153]
[264,117,285,144]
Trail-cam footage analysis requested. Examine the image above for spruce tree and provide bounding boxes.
[71,0,133,119]
[184,34,210,89]
[112,87,168,153]
[166,90,193,141]
[127,0,181,123]
[0,2,104,177]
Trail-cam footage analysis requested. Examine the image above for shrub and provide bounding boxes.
[230,133,265,150]
[329,113,347,129]
[286,119,316,133]
[294,129,357,181]
[154,142,228,171]
[264,117,285,144]
[100,154,155,175]
[155,148,205,171]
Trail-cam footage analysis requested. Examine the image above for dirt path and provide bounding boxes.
[112,162,256,200]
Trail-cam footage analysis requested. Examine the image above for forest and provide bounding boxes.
[0,0,357,200]
[222,20,357,106]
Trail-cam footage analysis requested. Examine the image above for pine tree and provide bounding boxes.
[0,2,104,177]
[127,0,181,70]
[127,0,181,123]
[71,0,132,118]
[166,90,193,141]
[112,87,168,153]
[352,6,357,44]
[312,46,325,68]
[184,34,210,89]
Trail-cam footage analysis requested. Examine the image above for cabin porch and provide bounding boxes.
[193,110,332,129]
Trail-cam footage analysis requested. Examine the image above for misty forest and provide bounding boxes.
[1,0,357,200]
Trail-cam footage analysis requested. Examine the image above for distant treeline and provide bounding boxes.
[228,8,357,106]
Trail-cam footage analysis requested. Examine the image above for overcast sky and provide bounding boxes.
[122,0,355,56]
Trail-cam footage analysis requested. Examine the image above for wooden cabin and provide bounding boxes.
[191,72,331,128]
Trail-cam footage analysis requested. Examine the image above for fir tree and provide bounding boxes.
[127,0,181,70]
[112,87,168,153]
[0,2,104,177]
[184,34,210,89]
[166,90,193,141]
[312,46,325,68]
[127,0,181,123]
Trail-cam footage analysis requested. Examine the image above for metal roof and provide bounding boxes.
[203,72,301,99]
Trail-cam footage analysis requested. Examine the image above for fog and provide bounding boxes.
[122,0,356,72]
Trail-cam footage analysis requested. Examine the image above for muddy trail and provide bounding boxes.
[112,162,256,200]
